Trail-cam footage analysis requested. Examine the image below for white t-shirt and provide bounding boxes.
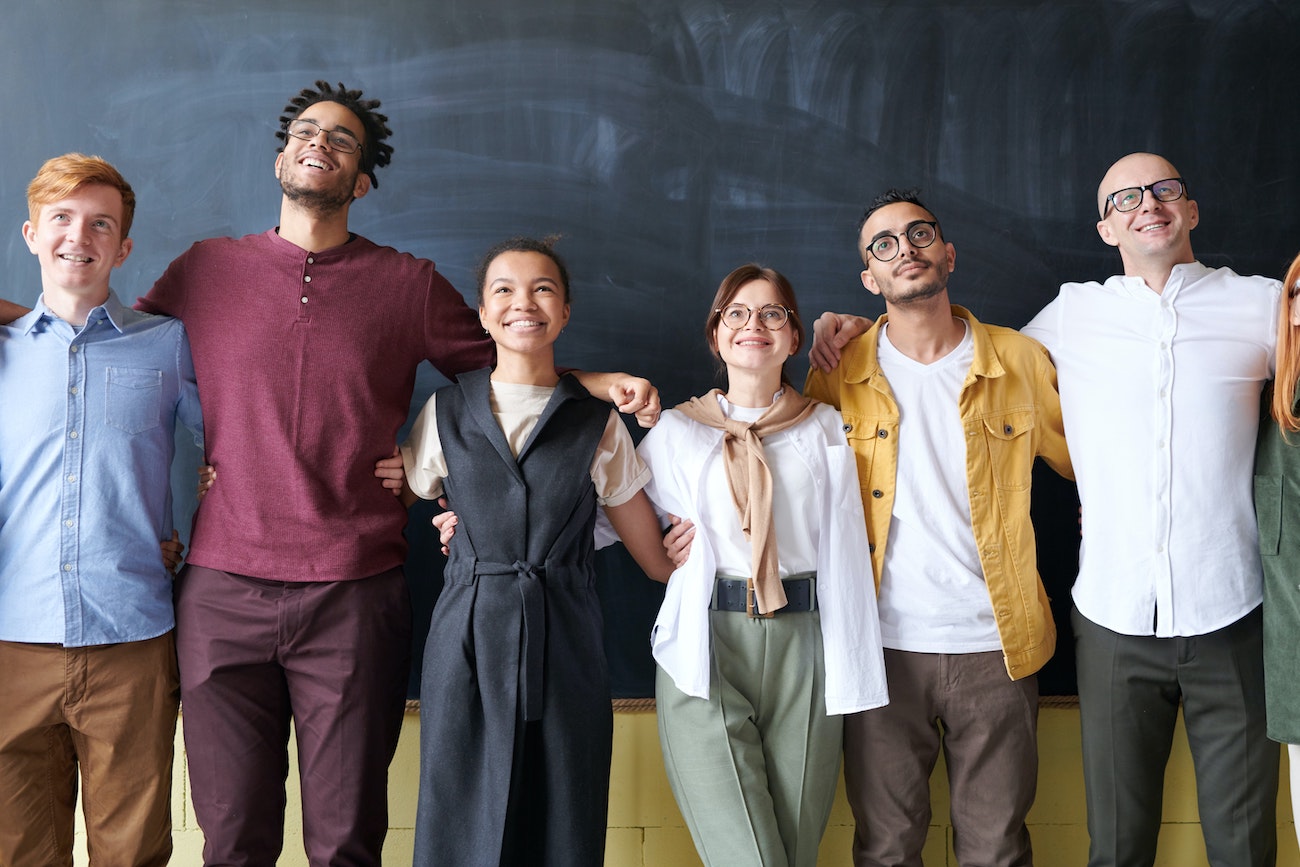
[875,321,1000,652]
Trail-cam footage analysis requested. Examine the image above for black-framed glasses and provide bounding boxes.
[865,220,940,262]
[285,119,362,155]
[716,303,792,330]
[1103,177,1186,216]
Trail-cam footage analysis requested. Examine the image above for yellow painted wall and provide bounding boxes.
[75,706,1296,866]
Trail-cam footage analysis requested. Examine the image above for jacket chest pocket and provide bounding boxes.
[841,416,891,493]
[982,409,1035,492]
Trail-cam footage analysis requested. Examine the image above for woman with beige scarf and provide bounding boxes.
[637,263,888,867]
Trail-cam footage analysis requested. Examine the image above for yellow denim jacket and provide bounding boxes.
[805,306,1072,680]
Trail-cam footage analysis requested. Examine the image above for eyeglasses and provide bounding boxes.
[865,221,940,262]
[285,119,362,155]
[1102,177,1186,216]
[716,303,792,330]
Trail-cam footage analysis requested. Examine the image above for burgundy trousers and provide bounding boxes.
[176,565,411,867]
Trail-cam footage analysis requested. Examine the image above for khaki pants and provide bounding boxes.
[843,648,1038,867]
[0,633,179,867]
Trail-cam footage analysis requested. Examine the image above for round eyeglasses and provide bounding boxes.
[1103,178,1186,216]
[285,119,362,155]
[865,220,940,262]
[716,303,791,330]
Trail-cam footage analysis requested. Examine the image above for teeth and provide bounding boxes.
[60,254,92,263]
[507,320,543,328]
[304,158,328,170]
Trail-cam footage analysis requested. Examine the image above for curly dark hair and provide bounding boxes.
[474,236,571,305]
[276,80,393,189]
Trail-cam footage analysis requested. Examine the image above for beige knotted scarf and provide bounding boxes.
[675,388,818,615]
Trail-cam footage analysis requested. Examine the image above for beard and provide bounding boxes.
[278,167,357,215]
[882,269,948,307]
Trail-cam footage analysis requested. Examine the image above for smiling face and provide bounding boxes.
[479,250,571,357]
[23,182,132,308]
[713,278,798,379]
[1095,152,1198,272]
[274,100,371,212]
[858,201,955,308]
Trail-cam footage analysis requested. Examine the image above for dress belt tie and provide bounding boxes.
[476,559,547,721]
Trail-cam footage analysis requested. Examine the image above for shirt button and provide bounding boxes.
[307,257,315,264]
[842,423,851,433]
[1004,424,1014,435]
[69,431,78,439]
[871,489,883,498]
[63,563,73,572]
[64,519,74,527]
[70,346,79,353]
[67,474,77,483]
[304,275,312,283]
[301,297,309,304]
[69,386,78,395]
[877,430,888,439]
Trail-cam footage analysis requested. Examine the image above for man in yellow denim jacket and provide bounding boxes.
[805,189,1071,867]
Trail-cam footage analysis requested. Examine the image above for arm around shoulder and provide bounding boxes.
[0,298,31,325]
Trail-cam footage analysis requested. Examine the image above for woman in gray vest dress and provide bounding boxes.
[1255,250,1300,851]
[399,238,673,867]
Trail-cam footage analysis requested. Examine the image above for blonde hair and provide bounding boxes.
[27,153,135,238]
[1272,251,1300,433]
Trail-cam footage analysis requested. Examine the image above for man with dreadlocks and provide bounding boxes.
[126,81,658,866]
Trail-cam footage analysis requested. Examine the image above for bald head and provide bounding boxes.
[1097,153,1182,218]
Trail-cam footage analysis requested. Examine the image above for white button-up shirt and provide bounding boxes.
[1023,262,1278,637]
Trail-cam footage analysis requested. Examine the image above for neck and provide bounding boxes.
[1122,249,1194,295]
[491,347,560,387]
[278,198,353,252]
[724,366,784,408]
[41,285,109,326]
[881,296,963,364]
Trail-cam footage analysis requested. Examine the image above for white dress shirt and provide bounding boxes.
[1023,262,1279,637]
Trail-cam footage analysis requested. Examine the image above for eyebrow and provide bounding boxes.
[867,219,933,244]
[298,116,361,140]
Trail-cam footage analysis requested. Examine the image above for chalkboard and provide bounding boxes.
[4,0,1298,698]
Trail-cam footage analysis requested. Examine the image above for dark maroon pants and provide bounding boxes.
[176,565,411,867]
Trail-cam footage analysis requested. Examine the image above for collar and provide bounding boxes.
[841,304,1004,386]
[25,289,129,337]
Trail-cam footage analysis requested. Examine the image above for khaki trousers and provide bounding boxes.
[0,633,179,867]
[843,648,1038,867]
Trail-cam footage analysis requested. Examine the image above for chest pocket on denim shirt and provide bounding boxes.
[982,409,1035,492]
[105,367,163,434]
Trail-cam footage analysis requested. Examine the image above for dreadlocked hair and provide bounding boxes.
[276,80,393,189]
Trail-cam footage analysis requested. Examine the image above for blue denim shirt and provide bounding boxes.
[0,290,202,646]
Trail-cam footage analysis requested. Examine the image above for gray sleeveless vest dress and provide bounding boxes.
[413,369,613,867]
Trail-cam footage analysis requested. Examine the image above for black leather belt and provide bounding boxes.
[711,574,817,614]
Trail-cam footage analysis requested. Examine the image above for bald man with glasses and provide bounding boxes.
[1022,152,1280,867]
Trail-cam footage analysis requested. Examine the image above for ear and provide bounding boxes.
[21,221,37,254]
[1187,198,1199,231]
[945,241,956,274]
[352,172,371,201]
[559,303,571,330]
[274,152,284,180]
[1096,218,1119,248]
[1290,293,1300,329]
[861,268,882,297]
[114,237,134,268]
